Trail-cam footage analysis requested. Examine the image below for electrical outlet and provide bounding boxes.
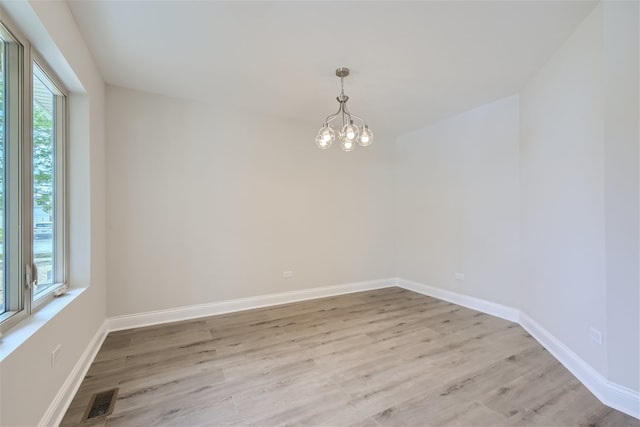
[51,344,61,367]
[283,271,293,279]
[590,327,603,345]
[454,272,465,280]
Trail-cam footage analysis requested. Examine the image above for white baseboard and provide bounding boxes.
[108,278,396,332]
[396,278,520,322]
[39,320,109,427]
[520,312,640,419]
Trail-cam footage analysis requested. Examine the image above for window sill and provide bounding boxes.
[0,287,86,362]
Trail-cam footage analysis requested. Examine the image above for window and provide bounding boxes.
[32,60,65,300]
[0,18,67,331]
[0,20,25,324]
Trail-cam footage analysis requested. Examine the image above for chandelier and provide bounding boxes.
[315,67,373,151]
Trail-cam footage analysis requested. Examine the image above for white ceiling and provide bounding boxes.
[67,0,597,137]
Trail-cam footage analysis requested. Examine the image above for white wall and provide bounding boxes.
[602,0,639,391]
[520,4,607,376]
[521,0,639,393]
[395,95,521,308]
[106,87,395,317]
[0,1,106,426]
[520,2,640,391]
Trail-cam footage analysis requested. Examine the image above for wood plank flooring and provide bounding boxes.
[61,288,639,426]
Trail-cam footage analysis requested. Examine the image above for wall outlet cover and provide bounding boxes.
[590,327,603,345]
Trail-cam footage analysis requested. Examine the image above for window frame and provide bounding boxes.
[31,53,68,309]
[0,17,29,331]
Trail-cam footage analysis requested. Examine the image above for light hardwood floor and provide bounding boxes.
[61,288,638,426]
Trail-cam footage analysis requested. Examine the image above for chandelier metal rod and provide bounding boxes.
[323,100,367,126]
[342,103,365,124]
[324,107,345,125]
[342,103,348,126]
[324,102,355,126]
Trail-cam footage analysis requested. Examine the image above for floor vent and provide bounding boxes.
[82,388,118,422]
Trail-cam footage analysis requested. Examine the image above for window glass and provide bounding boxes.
[32,64,56,296]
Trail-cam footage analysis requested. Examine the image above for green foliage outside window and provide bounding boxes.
[33,97,54,215]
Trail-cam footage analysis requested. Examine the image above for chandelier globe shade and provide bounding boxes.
[315,124,335,149]
[358,125,374,147]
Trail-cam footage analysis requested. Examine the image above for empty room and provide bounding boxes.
[0,1,638,426]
